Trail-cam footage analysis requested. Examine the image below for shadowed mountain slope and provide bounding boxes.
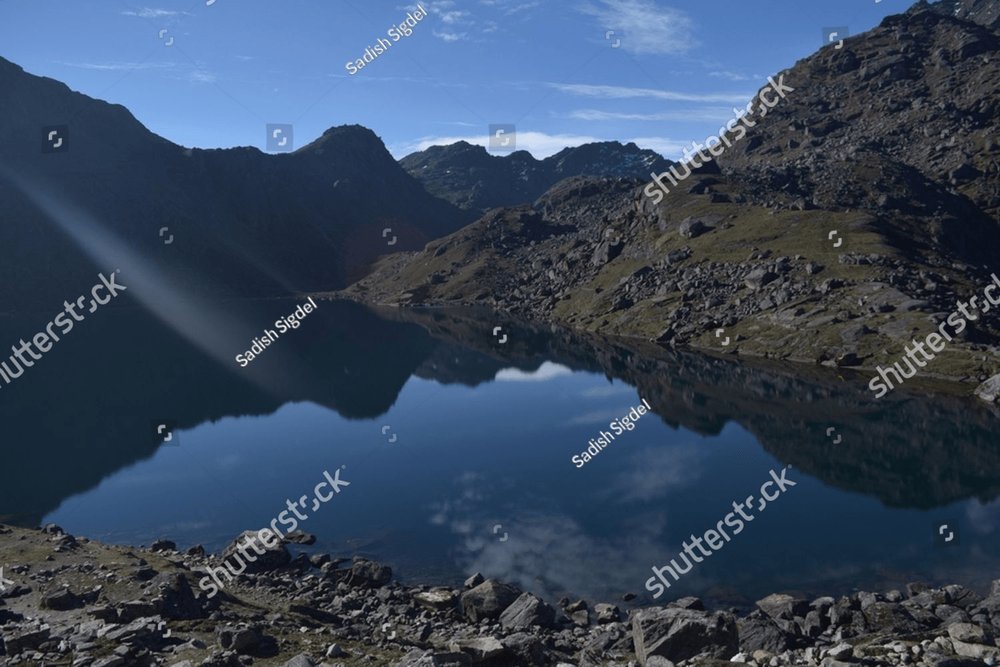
[0,57,471,308]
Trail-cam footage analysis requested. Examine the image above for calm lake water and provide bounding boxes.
[1,297,998,608]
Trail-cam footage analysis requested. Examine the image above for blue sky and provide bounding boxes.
[0,0,905,159]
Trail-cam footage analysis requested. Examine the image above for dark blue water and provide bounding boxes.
[2,298,998,607]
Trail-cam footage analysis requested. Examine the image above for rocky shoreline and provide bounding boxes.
[1,524,999,667]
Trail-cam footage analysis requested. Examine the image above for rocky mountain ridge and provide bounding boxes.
[399,140,673,212]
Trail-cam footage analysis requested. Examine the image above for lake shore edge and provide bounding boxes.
[2,523,999,667]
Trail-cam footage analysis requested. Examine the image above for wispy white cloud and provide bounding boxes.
[187,70,217,84]
[121,7,189,18]
[408,0,537,42]
[605,443,704,502]
[416,0,474,42]
[567,108,734,122]
[552,82,752,104]
[62,60,219,86]
[709,70,758,82]
[439,9,471,24]
[578,0,697,56]
[480,0,540,14]
[433,30,468,42]
[60,61,176,72]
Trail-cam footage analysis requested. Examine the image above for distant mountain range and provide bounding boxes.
[399,140,673,212]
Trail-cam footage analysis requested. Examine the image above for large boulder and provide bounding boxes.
[678,217,709,239]
[152,573,204,620]
[346,558,392,588]
[631,606,739,665]
[448,637,507,662]
[974,374,1000,404]
[460,580,520,622]
[221,530,291,574]
[393,649,472,666]
[40,587,82,611]
[501,633,546,665]
[499,592,557,630]
[737,609,795,653]
[755,593,810,635]
[218,624,263,654]
[591,238,624,267]
[414,588,459,611]
[862,601,927,634]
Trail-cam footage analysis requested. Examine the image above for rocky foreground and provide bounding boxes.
[2,525,1000,667]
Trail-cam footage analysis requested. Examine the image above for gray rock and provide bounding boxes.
[460,579,520,622]
[595,602,621,623]
[499,592,556,629]
[3,624,51,654]
[41,587,82,611]
[669,596,706,611]
[862,601,925,634]
[347,558,392,587]
[948,622,990,644]
[678,217,709,239]
[394,649,472,667]
[744,268,778,291]
[414,588,458,611]
[820,658,855,667]
[118,599,159,623]
[952,639,1000,662]
[501,633,546,665]
[826,642,854,660]
[153,573,204,620]
[92,658,127,667]
[737,609,794,653]
[631,606,738,664]
[943,585,982,609]
[646,658,677,667]
[218,625,262,653]
[150,538,177,552]
[464,572,484,589]
[221,530,292,574]
[284,655,316,667]
[975,374,1000,403]
[800,609,826,637]
[448,637,507,661]
[755,593,809,635]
